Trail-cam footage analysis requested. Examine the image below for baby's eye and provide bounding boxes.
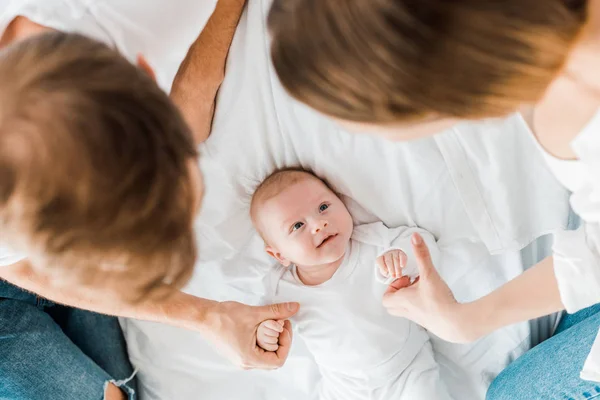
[292,222,304,231]
[319,203,329,212]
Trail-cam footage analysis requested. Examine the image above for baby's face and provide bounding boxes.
[259,177,353,267]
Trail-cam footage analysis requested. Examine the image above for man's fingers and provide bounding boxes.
[411,233,435,280]
[274,320,293,362]
[258,302,300,321]
[260,343,279,352]
[279,320,293,347]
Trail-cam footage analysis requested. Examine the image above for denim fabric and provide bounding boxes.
[487,303,600,400]
[0,280,137,400]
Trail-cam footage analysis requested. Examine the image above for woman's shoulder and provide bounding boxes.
[533,76,600,160]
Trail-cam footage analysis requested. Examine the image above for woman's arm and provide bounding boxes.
[170,0,246,145]
[0,259,298,369]
[461,256,563,340]
[382,233,565,343]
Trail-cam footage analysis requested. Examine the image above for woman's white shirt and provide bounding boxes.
[532,109,600,381]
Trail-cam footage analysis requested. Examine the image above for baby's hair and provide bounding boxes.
[250,167,333,240]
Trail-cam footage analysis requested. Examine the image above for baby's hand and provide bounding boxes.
[257,319,285,352]
[376,249,408,280]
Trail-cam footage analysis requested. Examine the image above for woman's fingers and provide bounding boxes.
[411,233,435,279]
[384,275,412,296]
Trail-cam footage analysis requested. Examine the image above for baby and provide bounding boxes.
[250,169,452,400]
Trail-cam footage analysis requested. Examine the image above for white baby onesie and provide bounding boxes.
[269,222,453,400]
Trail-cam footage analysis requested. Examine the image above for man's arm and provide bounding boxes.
[0,259,298,369]
[170,0,246,145]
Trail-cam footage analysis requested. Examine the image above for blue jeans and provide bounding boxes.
[487,304,600,400]
[0,280,137,400]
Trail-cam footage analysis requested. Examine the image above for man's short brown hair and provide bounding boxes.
[269,0,588,123]
[0,32,199,302]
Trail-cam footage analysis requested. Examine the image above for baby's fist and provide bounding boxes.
[376,249,408,279]
[257,319,285,352]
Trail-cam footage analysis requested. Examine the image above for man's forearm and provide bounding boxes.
[171,0,246,144]
[0,260,218,331]
[461,256,565,340]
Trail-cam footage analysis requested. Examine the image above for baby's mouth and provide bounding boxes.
[317,234,337,248]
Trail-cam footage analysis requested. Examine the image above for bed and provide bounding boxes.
[119,1,573,399]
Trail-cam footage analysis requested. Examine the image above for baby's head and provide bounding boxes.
[251,169,353,267]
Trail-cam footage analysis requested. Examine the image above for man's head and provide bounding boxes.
[250,169,353,267]
[269,0,587,140]
[0,32,201,302]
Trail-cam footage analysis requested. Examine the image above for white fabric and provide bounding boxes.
[266,223,446,399]
[319,342,451,400]
[433,117,570,254]
[120,1,571,399]
[0,0,216,91]
[530,109,600,381]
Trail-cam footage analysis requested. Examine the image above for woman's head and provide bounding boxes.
[269,0,588,139]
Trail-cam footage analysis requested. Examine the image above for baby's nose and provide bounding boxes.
[312,220,328,234]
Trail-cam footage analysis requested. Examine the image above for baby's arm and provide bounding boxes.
[257,319,285,352]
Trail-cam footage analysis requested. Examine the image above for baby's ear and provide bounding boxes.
[265,245,291,267]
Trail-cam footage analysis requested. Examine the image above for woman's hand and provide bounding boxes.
[382,233,475,343]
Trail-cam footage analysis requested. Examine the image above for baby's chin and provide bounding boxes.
[310,249,347,267]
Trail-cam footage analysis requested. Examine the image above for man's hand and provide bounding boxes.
[0,260,299,369]
[201,300,299,369]
[376,249,408,279]
[381,233,470,343]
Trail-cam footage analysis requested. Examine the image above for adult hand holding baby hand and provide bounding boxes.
[202,300,298,370]
[257,319,285,352]
[382,233,472,343]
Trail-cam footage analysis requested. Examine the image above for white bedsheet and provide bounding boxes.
[122,1,572,399]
